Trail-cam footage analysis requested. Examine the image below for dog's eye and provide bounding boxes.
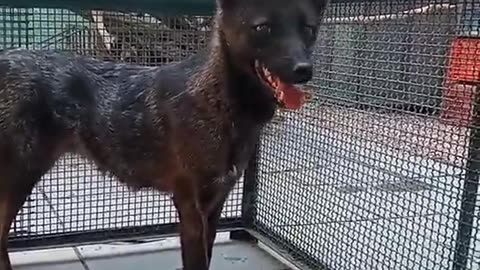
[253,24,271,35]
[303,25,316,37]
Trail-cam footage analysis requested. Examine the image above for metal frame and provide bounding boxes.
[9,219,243,252]
[453,81,480,270]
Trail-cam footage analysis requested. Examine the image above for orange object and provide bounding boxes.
[440,37,480,126]
[446,37,480,82]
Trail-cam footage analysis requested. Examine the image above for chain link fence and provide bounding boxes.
[252,0,480,269]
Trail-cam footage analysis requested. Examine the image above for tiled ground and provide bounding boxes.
[11,234,291,270]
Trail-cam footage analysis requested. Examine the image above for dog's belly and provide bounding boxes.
[78,145,182,192]
[89,163,179,192]
[77,134,231,193]
[116,167,179,192]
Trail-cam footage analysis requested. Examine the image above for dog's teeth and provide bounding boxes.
[263,67,270,76]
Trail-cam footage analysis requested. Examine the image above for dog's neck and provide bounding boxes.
[190,11,277,125]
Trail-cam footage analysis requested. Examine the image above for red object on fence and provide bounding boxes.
[441,37,480,126]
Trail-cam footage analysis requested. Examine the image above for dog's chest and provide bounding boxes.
[211,134,255,186]
[225,120,260,177]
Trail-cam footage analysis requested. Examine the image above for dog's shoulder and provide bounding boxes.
[143,51,208,103]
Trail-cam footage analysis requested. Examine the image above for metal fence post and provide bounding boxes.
[453,82,480,270]
[243,143,260,224]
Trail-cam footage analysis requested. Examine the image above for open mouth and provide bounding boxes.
[254,60,311,110]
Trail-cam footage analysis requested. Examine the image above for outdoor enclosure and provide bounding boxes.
[0,0,479,270]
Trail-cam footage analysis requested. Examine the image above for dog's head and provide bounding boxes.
[216,0,327,110]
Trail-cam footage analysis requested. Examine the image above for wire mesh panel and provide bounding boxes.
[252,0,480,270]
[0,7,243,247]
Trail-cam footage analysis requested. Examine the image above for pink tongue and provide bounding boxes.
[277,81,308,110]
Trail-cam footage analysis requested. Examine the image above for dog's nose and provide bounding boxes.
[292,62,313,84]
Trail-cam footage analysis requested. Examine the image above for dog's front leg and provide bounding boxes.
[204,166,242,265]
[173,191,210,270]
[205,193,227,265]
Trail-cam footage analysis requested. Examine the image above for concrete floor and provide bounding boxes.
[11,233,291,270]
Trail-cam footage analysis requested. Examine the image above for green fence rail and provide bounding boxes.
[0,0,216,15]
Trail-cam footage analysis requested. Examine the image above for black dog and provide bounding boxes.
[0,0,327,269]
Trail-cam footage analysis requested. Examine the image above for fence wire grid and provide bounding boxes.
[0,1,479,270]
[253,1,480,270]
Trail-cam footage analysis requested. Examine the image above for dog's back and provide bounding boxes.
[0,48,216,189]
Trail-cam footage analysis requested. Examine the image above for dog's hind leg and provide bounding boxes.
[0,171,43,270]
[0,194,18,270]
[0,147,60,270]
[0,187,33,270]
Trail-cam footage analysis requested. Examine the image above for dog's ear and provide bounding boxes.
[216,0,237,10]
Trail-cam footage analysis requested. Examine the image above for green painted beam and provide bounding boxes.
[0,0,217,15]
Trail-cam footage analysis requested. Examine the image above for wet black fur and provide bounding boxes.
[0,0,327,269]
